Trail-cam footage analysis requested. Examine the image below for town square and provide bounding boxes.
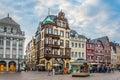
[0,71,120,80]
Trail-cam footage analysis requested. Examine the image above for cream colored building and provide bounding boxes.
[110,42,117,66]
[70,30,86,62]
[39,11,71,72]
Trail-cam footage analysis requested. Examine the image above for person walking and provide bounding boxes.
[52,67,55,76]
[111,64,114,73]
[118,66,120,72]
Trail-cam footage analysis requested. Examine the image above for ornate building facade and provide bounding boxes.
[110,42,117,66]
[86,39,95,63]
[39,11,71,71]
[26,40,32,70]
[0,15,25,72]
[86,36,111,64]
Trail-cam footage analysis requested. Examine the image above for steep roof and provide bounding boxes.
[0,16,19,26]
[42,15,57,25]
[70,30,86,39]
[110,42,117,53]
[90,36,108,45]
[70,30,77,37]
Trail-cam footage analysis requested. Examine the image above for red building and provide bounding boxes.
[86,36,111,64]
[86,39,95,63]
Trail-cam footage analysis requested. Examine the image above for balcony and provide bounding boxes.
[52,35,60,39]
[87,53,94,56]
[44,44,52,47]
[44,34,53,37]
[44,54,70,60]
[52,44,60,49]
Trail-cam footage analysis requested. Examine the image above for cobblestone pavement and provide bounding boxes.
[0,71,120,80]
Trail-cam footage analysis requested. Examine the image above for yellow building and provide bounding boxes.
[70,30,86,62]
[39,11,71,73]
[30,37,36,70]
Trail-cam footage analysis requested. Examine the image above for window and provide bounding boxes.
[45,38,52,44]
[13,29,17,34]
[12,39,17,47]
[71,52,74,57]
[79,43,81,48]
[75,52,77,57]
[60,30,64,37]
[19,49,22,55]
[57,22,61,26]
[4,27,7,32]
[63,23,66,27]
[71,42,74,47]
[54,39,58,45]
[75,43,77,47]
[0,37,4,45]
[6,38,10,46]
[19,39,23,47]
[54,29,58,35]
[54,49,58,55]
[82,44,84,48]
[0,26,4,32]
[46,28,52,34]
[45,38,49,44]
[45,48,51,54]
[66,40,69,48]
[7,27,11,33]
[0,48,3,54]
[66,32,69,38]
[6,48,10,54]
[60,49,63,56]
[82,52,84,57]
[79,52,81,57]
[60,40,64,46]
[11,28,13,33]
[12,49,16,55]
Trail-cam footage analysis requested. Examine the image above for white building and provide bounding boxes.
[70,30,87,62]
[0,14,25,72]
[110,42,118,67]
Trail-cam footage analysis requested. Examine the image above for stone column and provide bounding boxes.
[10,38,13,58]
[16,39,19,58]
[3,37,6,58]
[22,39,25,59]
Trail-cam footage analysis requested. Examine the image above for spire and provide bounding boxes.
[7,13,9,17]
[48,8,50,15]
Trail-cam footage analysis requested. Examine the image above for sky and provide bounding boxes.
[0,0,120,50]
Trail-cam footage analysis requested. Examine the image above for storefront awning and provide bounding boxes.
[36,64,45,66]
[52,64,60,66]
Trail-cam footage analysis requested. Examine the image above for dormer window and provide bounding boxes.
[7,27,11,33]
[0,26,4,32]
[75,33,78,39]
[4,27,7,32]
[57,22,61,26]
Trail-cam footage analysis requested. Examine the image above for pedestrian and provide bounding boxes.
[48,69,51,76]
[89,66,93,73]
[111,64,114,73]
[118,66,120,72]
[52,67,55,75]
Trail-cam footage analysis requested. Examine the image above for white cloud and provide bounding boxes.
[0,0,120,51]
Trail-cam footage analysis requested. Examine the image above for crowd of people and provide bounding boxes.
[89,64,120,73]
